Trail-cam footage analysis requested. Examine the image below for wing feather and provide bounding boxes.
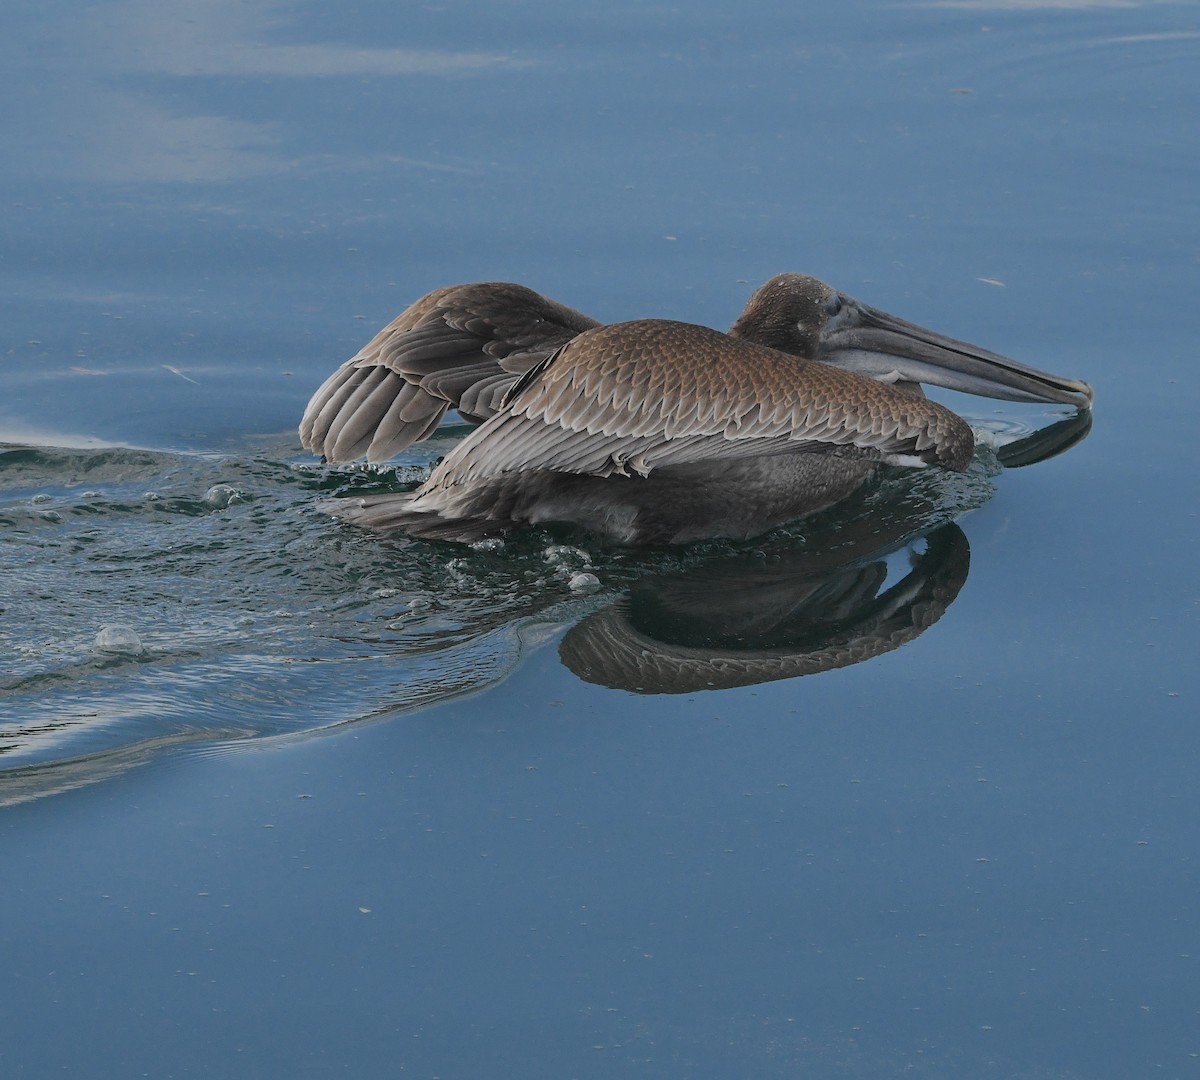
[299,282,599,462]
[304,366,373,451]
[421,320,974,494]
[324,366,397,462]
[364,383,449,461]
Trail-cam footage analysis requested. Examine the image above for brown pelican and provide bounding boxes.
[301,275,1093,545]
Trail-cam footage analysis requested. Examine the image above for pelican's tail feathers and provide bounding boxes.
[317,494,509,545]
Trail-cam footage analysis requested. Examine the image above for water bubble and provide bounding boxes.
[544,544,592,568]
[568,572,600,593]
[470,537,504,553]
[94,624,145,656]
[205,484,249,509]
[31,493,53,505]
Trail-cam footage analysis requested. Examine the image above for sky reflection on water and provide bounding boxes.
[1,0,1197,1076]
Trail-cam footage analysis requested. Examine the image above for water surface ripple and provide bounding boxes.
[0,422,1035,800]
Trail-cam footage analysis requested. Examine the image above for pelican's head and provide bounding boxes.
[730,273,1094,409]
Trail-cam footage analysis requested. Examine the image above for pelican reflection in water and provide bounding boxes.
[301,275,1093,545]
[561,522,972,694]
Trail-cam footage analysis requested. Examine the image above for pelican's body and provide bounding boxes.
[301,275,1092,545]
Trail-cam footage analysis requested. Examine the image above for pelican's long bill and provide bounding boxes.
[820,297,1095,409]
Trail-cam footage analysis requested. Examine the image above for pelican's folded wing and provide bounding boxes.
[299,282,600,463]
[423,320,976,492]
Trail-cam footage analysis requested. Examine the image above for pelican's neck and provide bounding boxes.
[728,300,818,358]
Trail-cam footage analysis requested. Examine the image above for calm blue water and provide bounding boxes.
[2,1,1198,1076]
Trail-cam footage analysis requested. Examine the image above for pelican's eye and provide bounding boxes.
[823,293,844,318]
